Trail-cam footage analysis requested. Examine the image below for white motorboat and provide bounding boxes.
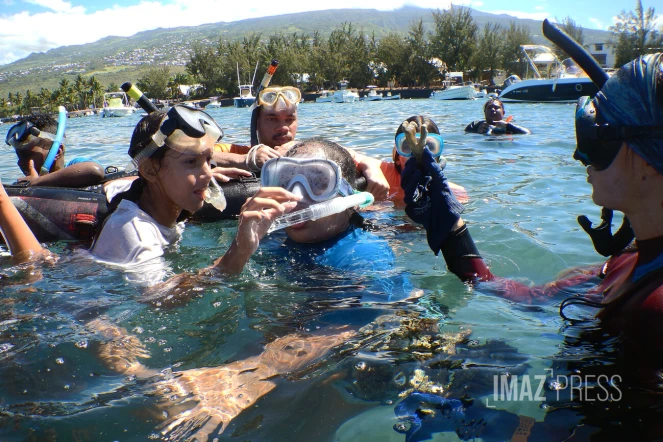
[430,72,476,100]
[498,45,599,102]
[101,92,135,117]
[332,80,359,103]
[316,91,333,103]
[206,98,221,108]
[233,62,257,108]
[361,86,382,101]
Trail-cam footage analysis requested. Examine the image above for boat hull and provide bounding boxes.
[101,107,134,117]
[498,77,598,102]
[234,97,255,108]
[430,85,476,100]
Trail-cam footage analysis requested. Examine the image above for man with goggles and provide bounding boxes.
[212,85,390,201]
[464,98,531,135]
[5,114,105,187]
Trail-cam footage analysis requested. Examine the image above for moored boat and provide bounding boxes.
[233,62,258,108]
[332,80,359,103]
[498,45,599,102]
[430,72,476,100]
[101,92,135,117]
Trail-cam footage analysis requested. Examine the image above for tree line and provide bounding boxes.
[1,1,660,117]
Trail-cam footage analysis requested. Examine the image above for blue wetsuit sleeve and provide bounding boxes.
[66,157,102,167]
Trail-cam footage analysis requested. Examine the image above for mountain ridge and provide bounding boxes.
[0,6,611,97]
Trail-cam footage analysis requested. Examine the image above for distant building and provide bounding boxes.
[583,42,616,69]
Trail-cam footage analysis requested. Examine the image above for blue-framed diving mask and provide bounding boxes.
[574,96,663,171]
[5,121,56,151]
[394,132,444,158]
[261,157,354,202]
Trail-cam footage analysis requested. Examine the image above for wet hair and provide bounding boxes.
[483,98,505,113]
[106,112,177,219]
[285,137,358,188]
[393,116,440,168]
[22,113,57,133]
[284,138,375,231]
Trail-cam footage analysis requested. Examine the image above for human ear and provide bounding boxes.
[139,160,159,183]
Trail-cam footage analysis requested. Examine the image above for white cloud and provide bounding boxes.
[0,0,533,66]
[535,6,544,11]
[589,17,605,30]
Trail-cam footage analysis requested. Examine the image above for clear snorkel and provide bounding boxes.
[40,106,66,175]
[267,191,374,233]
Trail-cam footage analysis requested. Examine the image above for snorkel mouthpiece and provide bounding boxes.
[268,192,374,233]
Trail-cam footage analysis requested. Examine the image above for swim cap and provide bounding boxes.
[594,53,663,174]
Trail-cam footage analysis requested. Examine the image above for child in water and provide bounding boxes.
[380,116,468,205]
[91,105,299,281]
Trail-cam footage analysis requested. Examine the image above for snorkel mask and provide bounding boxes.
[5,120,56,151]
[261,157,354,202]
[257,86,301,108]
[574,96,663,171]
[395,132,444,158]
[129,105,223,171]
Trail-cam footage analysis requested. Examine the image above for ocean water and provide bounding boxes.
[0,100,625,441]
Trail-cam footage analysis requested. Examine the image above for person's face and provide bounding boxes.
[484,102,504,123]
[283,150,350,243]
[15,138,51,175]
[257,107,298,147]
[285,201,349,244]
[586,142,643,213]
[152,147,213,213]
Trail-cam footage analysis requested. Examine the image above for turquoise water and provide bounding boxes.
[0,100,618,441]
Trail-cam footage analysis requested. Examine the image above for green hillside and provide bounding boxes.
[0,6,611,98]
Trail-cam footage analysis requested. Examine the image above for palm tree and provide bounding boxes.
[88,76,104,109]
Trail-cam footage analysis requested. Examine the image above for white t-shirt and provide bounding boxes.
[91,199,184,284]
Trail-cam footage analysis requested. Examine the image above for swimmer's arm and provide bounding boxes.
[440,218,600,303]
[505,123,531,135]
[346,149,390,201]
[17,160,105,187]
[212,151,251,170]
[0,182,46,262]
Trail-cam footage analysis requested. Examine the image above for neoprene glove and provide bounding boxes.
[401,148,464,255]
[577,208,634,257]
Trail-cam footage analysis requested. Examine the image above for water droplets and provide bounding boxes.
[354,361,367,371]
[0,343,14,353]
[75,340,88,349]
[55,357,65,365]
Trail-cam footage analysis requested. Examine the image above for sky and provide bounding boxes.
[1,0,662,66]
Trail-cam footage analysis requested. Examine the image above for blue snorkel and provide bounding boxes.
[40,106,67,175]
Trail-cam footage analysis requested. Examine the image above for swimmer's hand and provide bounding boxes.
[401,121,428,162]
[401,149,464,255]
[211,167,252,183]
[578,208,634,257]
[212,187,300,274]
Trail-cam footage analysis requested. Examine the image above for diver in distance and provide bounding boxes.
[464,97,531,135]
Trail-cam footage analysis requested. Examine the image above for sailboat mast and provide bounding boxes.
[237,62,241,86]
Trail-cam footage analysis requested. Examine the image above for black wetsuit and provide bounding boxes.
[464,120,531,135]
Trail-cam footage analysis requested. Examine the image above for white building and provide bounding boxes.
[583,42,617,69]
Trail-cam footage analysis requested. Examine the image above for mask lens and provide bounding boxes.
[395,133,443,157]
[395,133,412,157]
[259,87,301,107]
[425,134,444,156]
[574,96,621,171]
[162,105,223,141]
[261,157,343,201]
